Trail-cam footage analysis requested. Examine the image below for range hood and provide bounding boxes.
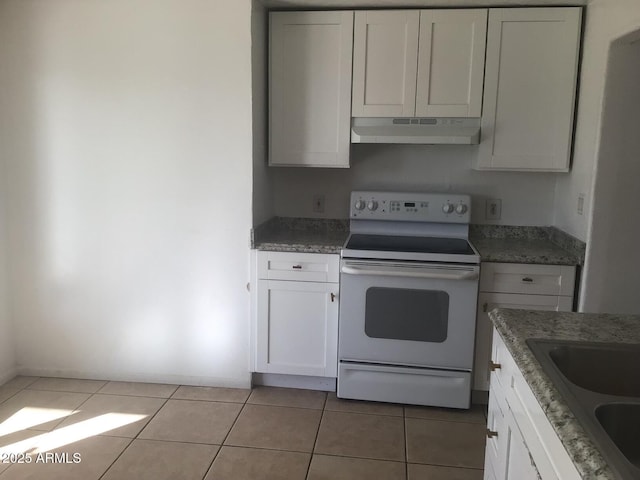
[351,117,480,145]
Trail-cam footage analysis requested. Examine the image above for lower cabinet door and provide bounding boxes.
[256,280,339,377]
[485,386,508,480]
[505,414,540,480]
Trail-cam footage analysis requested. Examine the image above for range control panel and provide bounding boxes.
[350,191,471,224]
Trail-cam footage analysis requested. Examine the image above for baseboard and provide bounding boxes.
[15,367,252,389]
[252,372,336,391]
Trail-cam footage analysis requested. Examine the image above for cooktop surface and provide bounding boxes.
[344,234,475,256]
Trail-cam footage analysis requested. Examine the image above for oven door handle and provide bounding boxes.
[340,264,478,281]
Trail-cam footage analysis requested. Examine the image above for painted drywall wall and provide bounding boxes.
[272,145,558,225]
[0,0,253,386]
[554,0,640,242]
[580,28,640,313]
[252,0,273,227]
[0,159,15,384]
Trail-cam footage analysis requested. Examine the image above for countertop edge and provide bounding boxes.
[254,243,342,255]
[489,309,617,480]
[252,218,584,266]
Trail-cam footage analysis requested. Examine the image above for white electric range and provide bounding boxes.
[338,191,480,409]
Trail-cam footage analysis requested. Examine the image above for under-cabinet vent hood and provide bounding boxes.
[351,117,480,145]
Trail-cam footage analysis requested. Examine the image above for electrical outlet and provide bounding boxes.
[486,198,502,221]
[312,194,325,213]
[577,193,585,215]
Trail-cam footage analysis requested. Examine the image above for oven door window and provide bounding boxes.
[364,287,449,342]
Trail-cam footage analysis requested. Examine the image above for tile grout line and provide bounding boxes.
[199,390,253,479]
[0,389,21,405]
[2,381,487,479]
[97,389,175,480]
[303,391,328,479]
[96,437,136,480]
[404,406,409,480]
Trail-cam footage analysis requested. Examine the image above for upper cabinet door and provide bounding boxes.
[477,8,582,171]
[352,11,420,117]
[269,11,353,168]
[415,10,487,117]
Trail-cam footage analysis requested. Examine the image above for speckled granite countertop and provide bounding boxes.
[470,225,585,265]
[252,217,348,254]
[252,219,586,265]
[490,308,640,480]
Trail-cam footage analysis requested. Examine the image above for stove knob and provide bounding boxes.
[354,199,365,211]
[442,203,454,214]
[455,204,468,215]
[367,200,378,211]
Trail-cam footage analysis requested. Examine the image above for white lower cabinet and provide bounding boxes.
[253,251,339,377]
[474,263,576,391]
[485,329,581,480]
[504,416,540,480]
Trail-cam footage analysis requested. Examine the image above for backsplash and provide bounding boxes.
[270,144,559,226]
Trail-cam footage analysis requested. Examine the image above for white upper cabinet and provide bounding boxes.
[352,11,419,117]
[477,8,582,171]
[269,11,353,168]
[352,9,487,118]
[416,10,487,117]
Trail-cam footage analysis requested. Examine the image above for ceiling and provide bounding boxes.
[261,0,587,8]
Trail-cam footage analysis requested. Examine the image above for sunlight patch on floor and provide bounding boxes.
[0,408,75,437]
[0,412,147,454]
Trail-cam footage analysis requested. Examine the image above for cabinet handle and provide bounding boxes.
[487,429,498,439]
[292,265,303,270]
[489,361,501,371]
[331,293,336,302]
[522,277,534,283]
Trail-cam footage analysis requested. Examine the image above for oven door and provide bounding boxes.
[339,259,480,370]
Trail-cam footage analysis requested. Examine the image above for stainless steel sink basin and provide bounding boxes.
[527,339,640,479]
[547,342,640,396]
[596,404,640,470]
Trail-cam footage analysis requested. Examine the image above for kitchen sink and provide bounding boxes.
[526,339,640,479]
[596,404,640,470]
[547,342,640,396]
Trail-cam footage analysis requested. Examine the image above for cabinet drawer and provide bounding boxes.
[257,251,339,282]
[480,263,576,296]
[479,293,573,315]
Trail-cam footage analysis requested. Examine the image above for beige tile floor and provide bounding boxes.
[0,376,487,480]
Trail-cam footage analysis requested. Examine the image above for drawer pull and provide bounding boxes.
[487,429,498,439]
[521,277,534,283]
[331,293,336,302]
[292,265,303,270]
[489,361,502,371]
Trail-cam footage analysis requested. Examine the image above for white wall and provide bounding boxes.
[252,0,273,226]
[554,0,640,242]
[580,27,640,313]
[273,145,558,225]
[0,0,253,387]
[0,158,15,384]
